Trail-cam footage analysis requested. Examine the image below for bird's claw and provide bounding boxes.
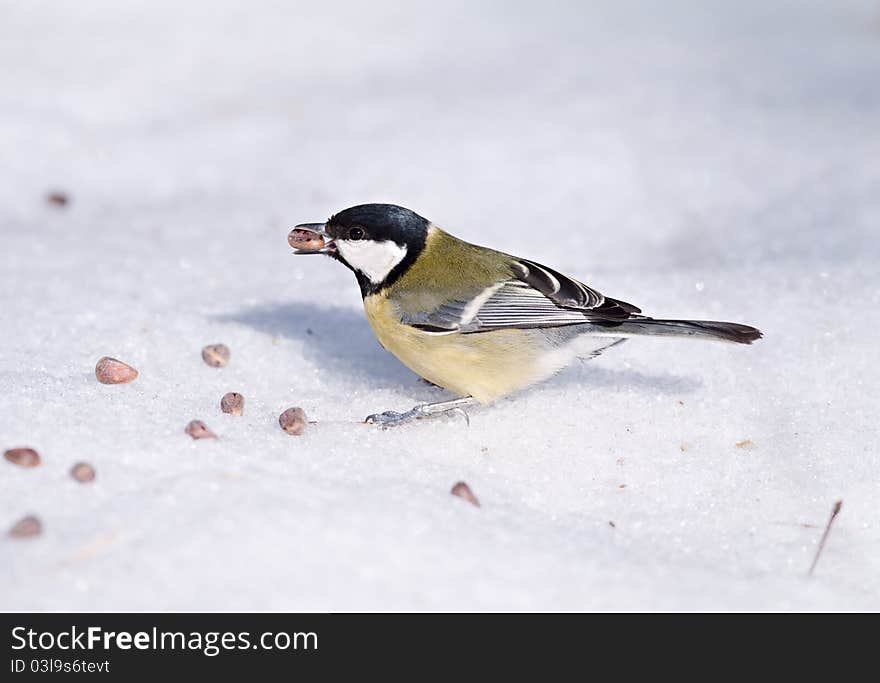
[364,404,430,428]
[364,403,470,428]
[364,409,413,426]
[447,407,470,426]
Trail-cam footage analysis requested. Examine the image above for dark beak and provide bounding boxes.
[289,223,336,255]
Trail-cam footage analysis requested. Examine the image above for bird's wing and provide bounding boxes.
[402,257,641,334]
[509,258,640,321]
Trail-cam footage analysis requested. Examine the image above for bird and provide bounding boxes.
[290,203,761,426]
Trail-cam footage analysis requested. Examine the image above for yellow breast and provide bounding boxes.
[362,295,569,403]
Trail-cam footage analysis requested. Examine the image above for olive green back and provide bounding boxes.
[385,226,514,315]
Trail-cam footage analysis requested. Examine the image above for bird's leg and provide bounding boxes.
[365,396,476,428]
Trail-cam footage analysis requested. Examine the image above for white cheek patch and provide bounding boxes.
[335,239,408,284]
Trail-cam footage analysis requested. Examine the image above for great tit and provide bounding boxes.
[291,203,761,426]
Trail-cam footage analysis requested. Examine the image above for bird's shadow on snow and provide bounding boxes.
[555,361,702,395]
[213,301,422,392]
[216,301,702,397]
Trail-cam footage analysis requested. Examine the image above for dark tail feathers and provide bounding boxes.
[613,318,762,344]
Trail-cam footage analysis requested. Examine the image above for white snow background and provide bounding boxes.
[1,0,879,611]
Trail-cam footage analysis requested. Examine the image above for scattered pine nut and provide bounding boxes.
[450,481,480,507]
[9,515,42,539]
[220,392,244,416]
[201,344,230,368]
[71,462,96,483]
[186,420,217,440]
[279,407,308,435]
[47,191,69,207]
[95,357,138,384]
[4,447,41,468]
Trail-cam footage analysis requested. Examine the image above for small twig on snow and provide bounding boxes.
[808,500,843,577]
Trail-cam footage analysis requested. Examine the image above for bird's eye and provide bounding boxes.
[348,227,364,241]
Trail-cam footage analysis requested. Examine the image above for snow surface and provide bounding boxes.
[2,0,879,611]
